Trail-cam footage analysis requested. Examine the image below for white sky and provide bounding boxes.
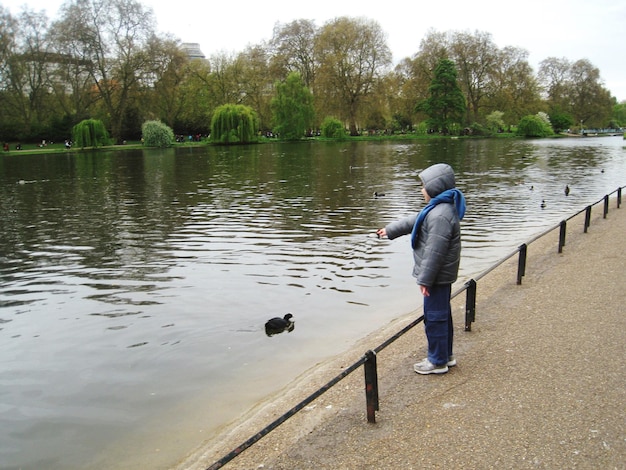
[4,0,626,102]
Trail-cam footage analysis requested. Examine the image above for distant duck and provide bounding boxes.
[374,191,386,197]
[564,185,570,196]
[529,185,534,191]
[540,199,546,209]
[265,313,294,336]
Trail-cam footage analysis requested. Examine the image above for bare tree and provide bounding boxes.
[144,36,190,128]
[48,13,97,124]
[3,7,54,138]
[54,0,156,142]
[449,30,499,124]
[488,46,541,123]
[314,17,392,135]
[0,6,16,84]
[269,19,317,88]
[568,59,613,127]
[539,57,613,127]
[237,45,273,130]
[538,56,571,104]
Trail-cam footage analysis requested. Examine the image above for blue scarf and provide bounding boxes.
[411,188,466,248]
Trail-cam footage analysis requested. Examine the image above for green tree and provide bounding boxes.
[271,72,315,140]
[417,58,465,133]
[486,110,505,133]
[177,50,247,134]
[320,116,346,139]
[516,113,553,137]
[175,58,215,134]
[141,120,174,147]
[548,110,574,133]
[210,104,258,144]
[613,101,626,127]
[72,118,110,147]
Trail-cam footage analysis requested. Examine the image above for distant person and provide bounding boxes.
[3,142,8,152]
[376,163,466,375]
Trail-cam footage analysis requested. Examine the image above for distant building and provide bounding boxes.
[180,43,206,61]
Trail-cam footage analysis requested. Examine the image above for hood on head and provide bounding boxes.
[419,163,456,198]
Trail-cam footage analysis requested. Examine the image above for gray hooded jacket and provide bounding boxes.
[384,163,461,286]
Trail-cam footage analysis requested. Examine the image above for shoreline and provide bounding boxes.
[1,132,574,158]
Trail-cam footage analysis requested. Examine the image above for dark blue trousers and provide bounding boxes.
[423,283,453,366]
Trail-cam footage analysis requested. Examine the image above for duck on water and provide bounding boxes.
[265,313,294,336]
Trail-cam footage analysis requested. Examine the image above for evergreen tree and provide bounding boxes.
[417,59,466,134]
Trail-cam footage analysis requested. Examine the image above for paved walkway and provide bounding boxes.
[178,199,626,470]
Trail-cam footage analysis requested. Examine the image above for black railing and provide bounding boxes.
[206,185,624,470]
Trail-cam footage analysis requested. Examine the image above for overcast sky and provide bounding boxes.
[4,0,625,102]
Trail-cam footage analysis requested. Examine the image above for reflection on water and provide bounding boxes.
[0,137,624,468]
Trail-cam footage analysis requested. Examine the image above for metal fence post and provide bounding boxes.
[364,350,379,423]
[584,206,592,233]
[464,279,477,331]
[517,244,527,285]
[618,187,622,208]
[604,195,609,218]
[558,220,567,253]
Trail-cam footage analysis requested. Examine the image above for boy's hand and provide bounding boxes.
[420,285,430,297]
[376,228,386,239]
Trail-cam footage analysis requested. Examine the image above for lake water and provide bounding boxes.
[1,136,624,469]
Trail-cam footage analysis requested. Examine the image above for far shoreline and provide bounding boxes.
[1,131,588,158]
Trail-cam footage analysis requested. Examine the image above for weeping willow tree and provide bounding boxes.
[210,104,258,144]
[72,119,111,148]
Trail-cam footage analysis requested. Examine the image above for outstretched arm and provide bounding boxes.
[378,215,417,241]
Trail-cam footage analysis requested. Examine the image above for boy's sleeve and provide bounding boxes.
[385,215,417,240]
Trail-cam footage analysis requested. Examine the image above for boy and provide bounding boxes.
[377,163,465,374]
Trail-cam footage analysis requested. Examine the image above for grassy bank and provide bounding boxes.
[1,132,531,157]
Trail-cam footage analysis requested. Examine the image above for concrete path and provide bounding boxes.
[178,197,625,470]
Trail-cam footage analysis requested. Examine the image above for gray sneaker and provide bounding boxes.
[416,356,457,367]
[413,359,449,375]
